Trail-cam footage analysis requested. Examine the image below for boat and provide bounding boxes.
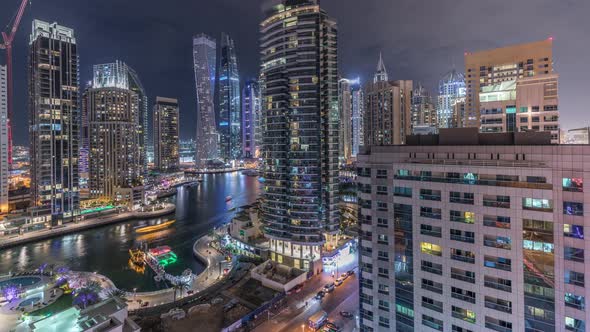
[129,248,145,265]
[241,169,259,176]
[197,175,204,182]
[225,196,232,202]
[135,220,176,234]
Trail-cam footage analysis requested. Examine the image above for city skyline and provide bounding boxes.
[2,0,589,145]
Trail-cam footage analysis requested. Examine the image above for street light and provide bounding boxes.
[301,324,305,332]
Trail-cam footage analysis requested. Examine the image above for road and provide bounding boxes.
[254,255,359,332]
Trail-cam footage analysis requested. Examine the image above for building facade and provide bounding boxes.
[29,20,80,221]
[153,97,179,172]
[437,69,466,129]
[465,39,557,141]
[83,86,141,199]
[242,80,262,159]
[358,128,587,332]
[0,66,8,213]
[260,0,340,270]
[351,81,364,157]
[218,32,242,161]
[411,82,436,128]
[364,56,412,146]
[193,34,218,166]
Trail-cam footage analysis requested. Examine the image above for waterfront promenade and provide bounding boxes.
[0,203,176,250]
[125,233,229,310]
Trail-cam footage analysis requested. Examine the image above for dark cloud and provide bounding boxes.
[2,0,588,144]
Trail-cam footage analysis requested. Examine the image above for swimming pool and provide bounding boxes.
[0,276,42,289]
[18,296,41,307]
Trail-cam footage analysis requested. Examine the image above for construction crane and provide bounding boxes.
[1,0,30,166]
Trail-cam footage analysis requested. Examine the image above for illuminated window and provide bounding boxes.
[563,178,584,192]
[421,242,442,256]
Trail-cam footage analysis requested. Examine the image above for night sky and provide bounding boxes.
[2,0,588,145]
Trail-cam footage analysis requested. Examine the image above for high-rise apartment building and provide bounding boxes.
[437,69,466,128]
[153,97,179,172]
[218,32,242,161]
[260,0,340,270]
[193,34,218,166]
[351,80,364,157]
[242,80,261,159]
[339,78,362,162]
[0,66,8,213]
[358,128,588,332]
[364,55,412,146]
[83,87,140,198]
[411,83,436,128]
[82,61,146,199]
[29,20,79,221]
[465,39,558,142]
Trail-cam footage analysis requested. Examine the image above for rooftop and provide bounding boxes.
[404,128,553,146]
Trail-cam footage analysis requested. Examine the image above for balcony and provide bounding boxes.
[420,194,441,202]
[483,200,510,208]
[450,197,474,205]
[485,300,512,314]
[451,234,475,243]
[451,254,475,264]
[451,273,475,284]
[452,292,476,304]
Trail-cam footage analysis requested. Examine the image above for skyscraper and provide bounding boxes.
[260,0,340,271]
[364,55,412,146]
[437,69,466,128]
[0,66,8,213]
[351,80,364,157]
[358,128,583,332]
[83,61,146,193]
[339,78,361,161]
[193,34,218,166]
[153,97,179,172]
[242,80,261,159]
[411,82,437,128]
[83,85,141,198]
[465,39,559,142]
[29,20,79,221]
[218,32,241,161]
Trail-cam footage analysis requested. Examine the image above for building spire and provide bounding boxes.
[374,52,388,83]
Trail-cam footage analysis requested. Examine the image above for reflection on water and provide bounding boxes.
[0,173,261,291]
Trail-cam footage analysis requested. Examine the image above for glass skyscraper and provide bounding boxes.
[260,0,340,271]
[29,20,80,222]
[437,69,466,128]
[218,32,241,161]
[193,33,218,166]
[0,65,8,213]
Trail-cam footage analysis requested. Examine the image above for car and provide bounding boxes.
[339,311,353,318]
[347,269,355,276]
[187,290,194,295]
[287,284,303,294]
[334,278,343,287]
[324,321,341,332]
[323,283,335,293]
[141,301,150,307]
[340,272,349,280]
[315,290,325,300]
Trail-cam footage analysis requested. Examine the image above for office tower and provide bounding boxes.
[358,127,589,332]
[338,78,360,162]
[411,82,436,128]
[465,39,558,142]
[153,97,179,172]
[242,80,261,159]
[83,86,140,198]
[437,69,466,128]
[179,139,196,164]
[0,66,8,213]
[260,0,340,270]
[364,55,412,146]
[193,34,218,166]
[29,20,79,220]
[218,32,241,161]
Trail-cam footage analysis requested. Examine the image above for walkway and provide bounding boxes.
[0,203,176,249]
[125,233,231,310]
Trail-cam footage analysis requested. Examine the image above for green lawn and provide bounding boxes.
[29,293,73,318]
